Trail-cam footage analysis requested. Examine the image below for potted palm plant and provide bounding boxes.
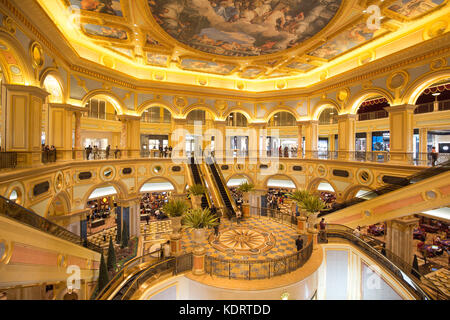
[237,182,254,217]
[300,194,326,232]
[182,208,219,245]
[188,184,207,209]
[162,199,189,234]
[288,190,311,233]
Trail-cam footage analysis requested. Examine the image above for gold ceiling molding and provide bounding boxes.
[430,57,447,70]
[423,18,449,40]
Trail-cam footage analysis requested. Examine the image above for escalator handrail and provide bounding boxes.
[95,249,162,300]
[0,195,103,254]
[320,159,450,216]
[188,158,213,209]
[208,157,238,214]
[326,224,449,300]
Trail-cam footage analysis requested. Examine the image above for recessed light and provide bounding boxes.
[432,92,441,96]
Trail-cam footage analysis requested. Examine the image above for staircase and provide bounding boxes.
[206,157,236,218]
[188,157,209,210]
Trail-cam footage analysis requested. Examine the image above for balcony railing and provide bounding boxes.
[415,99,450,114]
[82,112,118,121]
[0,152,17,169]
[358,110,389,121]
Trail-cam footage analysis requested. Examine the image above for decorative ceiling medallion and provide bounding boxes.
[423,19,448,40]
[29,42,44,69]
[236,80,246,90]
[197,76,208,86]
[152,71,166,81]
[173,96,188,108]
[430,57,447,70]
[387,70,409,91]
[358,50,375,66]
[337,88,349,104]
[101,55,115,68]
[276,79,287,90]
[147,0,342,57]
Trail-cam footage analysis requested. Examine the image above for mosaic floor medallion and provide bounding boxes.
[208,227,275,256]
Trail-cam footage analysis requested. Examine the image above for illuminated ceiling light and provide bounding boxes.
[432,92,441,96]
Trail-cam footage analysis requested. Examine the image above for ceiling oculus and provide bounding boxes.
[148,0,342,57]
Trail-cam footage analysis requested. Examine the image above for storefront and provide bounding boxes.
[428,130,450,153]
[318,137,329,153]
[267,136,298,156]
[228,136,248,156]
[141,134,169,154]
[372,131,390,151]
[86,187,119,235]
[355,133,367,152]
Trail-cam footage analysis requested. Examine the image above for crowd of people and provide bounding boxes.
[85,145,121,160]
[41,144,57,163]
[140,192,170,223]
[319,191,336,208]
[148,145,173,158]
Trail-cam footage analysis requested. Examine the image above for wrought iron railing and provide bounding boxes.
[0,152,17,169]
[323,224,449,300]
[205,237,312,280]
[0,195,103,254]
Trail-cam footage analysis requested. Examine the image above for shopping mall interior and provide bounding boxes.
[0,0,449,302]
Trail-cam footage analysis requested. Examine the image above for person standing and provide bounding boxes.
[296,235,304,251]
[106,145,111,159]
[431,147,438,166]
[114,146,120,159]
[163,241,171,258]
[145,214,150,225]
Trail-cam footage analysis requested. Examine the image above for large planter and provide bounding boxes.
[192,228,207,245]
[191,195,203,209]
[307,212,319,232]
[170,216,182,234]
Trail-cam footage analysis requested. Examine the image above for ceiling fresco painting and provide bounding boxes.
[82,23,128,40]
[307,21,381,60]
[32,0,450,82]
[147,0,342,56]
[146,52,170,66]
[180,58,237,74]
[67,0,123,16]
[386,0,446,19]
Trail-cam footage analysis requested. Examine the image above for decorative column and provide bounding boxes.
[119,197,141,238]
[170,232,182,256]
[385,216,420,265]
[419,128,428,164]
[74,110,83,160]
[171,118,187,160]
[384,104,417,163]
[328,134,335,153]
[118,115,141,159]
[366,132,372,152]
[248,123,260,160]
[337,114,357,160]
[297,121,303,157]
[214,120,226,163]
[3,85,49,166]
[300,120,318,158]
[49,104,84,161]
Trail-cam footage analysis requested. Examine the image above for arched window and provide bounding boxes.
[187,110,206,125]
[141,107,171,123]
[43,75,63,103]
[357,97,389,121]
[269,112,296,127]
[84,98,117,120]
[226,112,248,127]
[318,107,338,125]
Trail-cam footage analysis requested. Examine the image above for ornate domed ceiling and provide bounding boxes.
[29,0,450,86]
[147,0,342,57]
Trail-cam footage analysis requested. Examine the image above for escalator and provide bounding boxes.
[319,159,450,218]
[206,157,237,218]
[188,157,210,210]
[0,194,103,254]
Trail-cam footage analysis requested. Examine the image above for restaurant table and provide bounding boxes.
[90,219,105,228]
[420,224,440,233]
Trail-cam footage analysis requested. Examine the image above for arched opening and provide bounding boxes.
[413,79,450,157]
[309,179,337,208]
[227,174,250,187]
[226,112,248,127]
[85,185,120,237]
[267,111,298,157]
[140,106,172,156]
[43,75,63,104]
[355,96,391,153]
[318,107,339,125]
[139,178,175,222]
[82,95,122,156]
[8,188,22,205]
[266,175,296,190]
[185,108,215,157]
[344,186,376,201]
